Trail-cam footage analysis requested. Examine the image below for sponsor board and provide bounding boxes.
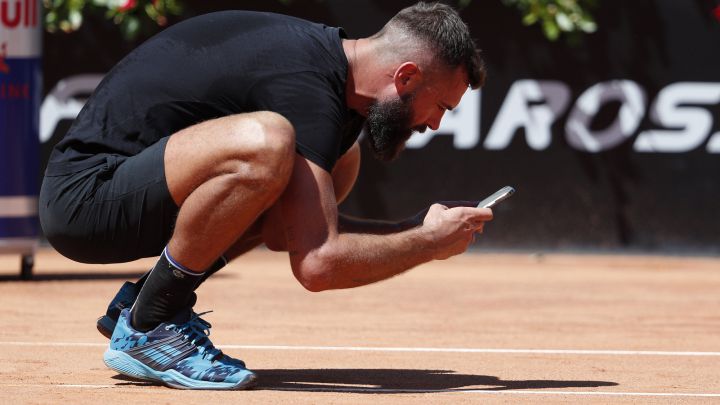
[1,0,41,239]
[409,81,720,154]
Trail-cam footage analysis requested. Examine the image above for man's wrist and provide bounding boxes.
[406,223,438,261]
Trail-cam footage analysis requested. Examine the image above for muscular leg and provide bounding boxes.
[134,139,356,286]
[224,141,361,260]
[99,137,356,333]
[131,111,295,330]
[164,111,296,271]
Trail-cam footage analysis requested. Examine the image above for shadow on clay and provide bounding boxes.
[108,369,618,393]
[254,368,618,393]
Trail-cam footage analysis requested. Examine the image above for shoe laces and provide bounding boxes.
[168,310,224,361]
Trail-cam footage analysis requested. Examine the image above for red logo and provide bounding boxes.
[0,42,9,74]
[1,0,38,28]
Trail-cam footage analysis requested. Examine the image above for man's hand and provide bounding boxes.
[403,200,482,229]
[421,203,494,260]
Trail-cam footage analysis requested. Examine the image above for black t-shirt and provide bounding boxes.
[47,11,365,175]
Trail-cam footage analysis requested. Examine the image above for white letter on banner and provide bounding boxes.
[484,80,570,151]
[40,74,104,143]
[565,80,646,153]
[634,82,720,153]
[707,132,720,153]
[405,89,480,149]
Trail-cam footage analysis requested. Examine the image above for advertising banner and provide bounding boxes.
[1,0,41,247]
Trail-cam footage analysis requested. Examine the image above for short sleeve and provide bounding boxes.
[248,72,345,172]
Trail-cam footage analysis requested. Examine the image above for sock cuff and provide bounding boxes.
[163,246,205,277]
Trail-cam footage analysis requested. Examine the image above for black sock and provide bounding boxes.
[131,247,205,332]
[198,255,228,285]
[134,255,227,291]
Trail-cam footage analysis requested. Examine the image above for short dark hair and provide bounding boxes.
[382,2,486,89]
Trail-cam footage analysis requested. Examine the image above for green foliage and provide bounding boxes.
[44,0,87,33]
[44,0,598,43]
[501,0,597,41]
[44,0,182,40]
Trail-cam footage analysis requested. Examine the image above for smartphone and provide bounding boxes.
[477,186,515,209]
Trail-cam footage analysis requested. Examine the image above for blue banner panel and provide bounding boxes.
[0,217,38,238]
[1,57,41,239]
[0,58,41,195]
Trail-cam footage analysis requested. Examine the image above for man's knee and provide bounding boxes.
[252,111,295,170]
[226,111,296,192]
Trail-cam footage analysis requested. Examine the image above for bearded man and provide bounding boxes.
[39,2,493,390]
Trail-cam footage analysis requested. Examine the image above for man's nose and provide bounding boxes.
[427,111,445,130]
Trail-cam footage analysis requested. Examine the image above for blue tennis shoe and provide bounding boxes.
[97,281,139,338]
[104,308,256,390]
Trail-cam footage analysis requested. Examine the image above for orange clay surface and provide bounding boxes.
[1,247,719,404]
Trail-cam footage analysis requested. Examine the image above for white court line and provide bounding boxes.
[2,341,720,356]
[1,383,719,398]
[223,345,720,357]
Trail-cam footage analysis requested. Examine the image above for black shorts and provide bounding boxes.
[39,137,179,263]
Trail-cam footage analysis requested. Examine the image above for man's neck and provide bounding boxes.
[343,38,384,116]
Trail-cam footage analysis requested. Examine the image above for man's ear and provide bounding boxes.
[393,62,422,95]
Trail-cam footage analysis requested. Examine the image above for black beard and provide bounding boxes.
[364,92,417,161]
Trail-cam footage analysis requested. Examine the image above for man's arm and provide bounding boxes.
[281,154,493,292]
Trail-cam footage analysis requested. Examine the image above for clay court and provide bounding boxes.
[1,247,719,404]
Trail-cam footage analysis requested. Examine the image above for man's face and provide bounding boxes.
[365,66,469,161]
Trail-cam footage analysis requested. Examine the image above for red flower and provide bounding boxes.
[118,0,137,12]
[714,5,720,22]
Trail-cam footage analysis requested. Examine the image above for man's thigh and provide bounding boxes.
[40,137,178,263]
[254,143,361,253]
